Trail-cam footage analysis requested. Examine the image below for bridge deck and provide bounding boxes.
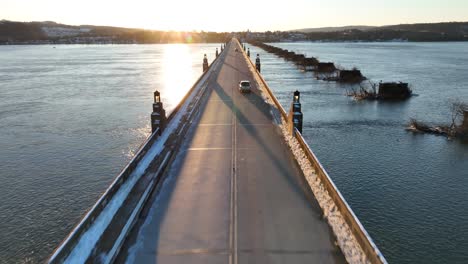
[116,40,345,263]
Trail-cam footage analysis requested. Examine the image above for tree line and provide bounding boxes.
[0,21,230,44]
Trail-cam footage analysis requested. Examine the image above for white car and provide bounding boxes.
[239,80,251,93]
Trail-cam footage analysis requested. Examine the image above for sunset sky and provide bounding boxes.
[2,0,468,31]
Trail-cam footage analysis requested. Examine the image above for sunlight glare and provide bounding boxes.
[162,44,194,108]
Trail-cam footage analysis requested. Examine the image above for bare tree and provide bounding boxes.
[370,81,377,95]
[407,101,468,139]
[349,80,377,100]
[449,101,468,135]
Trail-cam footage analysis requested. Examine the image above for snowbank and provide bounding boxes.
[279,122,371,264]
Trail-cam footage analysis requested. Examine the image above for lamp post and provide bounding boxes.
[255,54,261,72]
[151,90,167,134]
[154,91,161,103]
[288,90,303,135]
[203,54,209,72]
[293,90,300,104]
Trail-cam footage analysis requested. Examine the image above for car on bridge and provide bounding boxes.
[239,80,251,93]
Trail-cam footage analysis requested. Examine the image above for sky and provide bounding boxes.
[1,0,468,31]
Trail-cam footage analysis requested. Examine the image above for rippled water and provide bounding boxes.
[0,44,220,263]
[248,42,468,264]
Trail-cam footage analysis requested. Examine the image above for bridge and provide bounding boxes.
[49,39,387,264]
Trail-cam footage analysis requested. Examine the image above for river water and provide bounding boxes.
[248,42,468,264]
[0,42,467,263]
[0,44,220,263]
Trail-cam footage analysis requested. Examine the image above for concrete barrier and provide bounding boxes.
[241,40,387,264]
[294,130,387,264]
[48,127,161,263]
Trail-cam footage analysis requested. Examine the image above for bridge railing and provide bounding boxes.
[242,40,387,264]
[49,43,227,263]
[49,126,160,263]
[293,129,387,264]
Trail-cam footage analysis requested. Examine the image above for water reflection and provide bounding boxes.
[162,44,194,108]
[0,44,218,263]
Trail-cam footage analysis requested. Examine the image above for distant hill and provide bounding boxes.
[0,20,229,44]
[2,20,468,44]
[293,22,468,35]
[381,22,468,34]
[293,26,376,33]
[288,22,468,42]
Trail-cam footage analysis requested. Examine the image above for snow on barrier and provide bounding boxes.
[48,127,161,263]
[240,40,387,264]
[48,44,227,263]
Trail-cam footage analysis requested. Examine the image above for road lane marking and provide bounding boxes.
[228,54,235,264]
[233,100,238,264]
[229,41,240,264]
[233,42,239,264]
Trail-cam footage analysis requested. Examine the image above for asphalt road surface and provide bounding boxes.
[116,40,345,264]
